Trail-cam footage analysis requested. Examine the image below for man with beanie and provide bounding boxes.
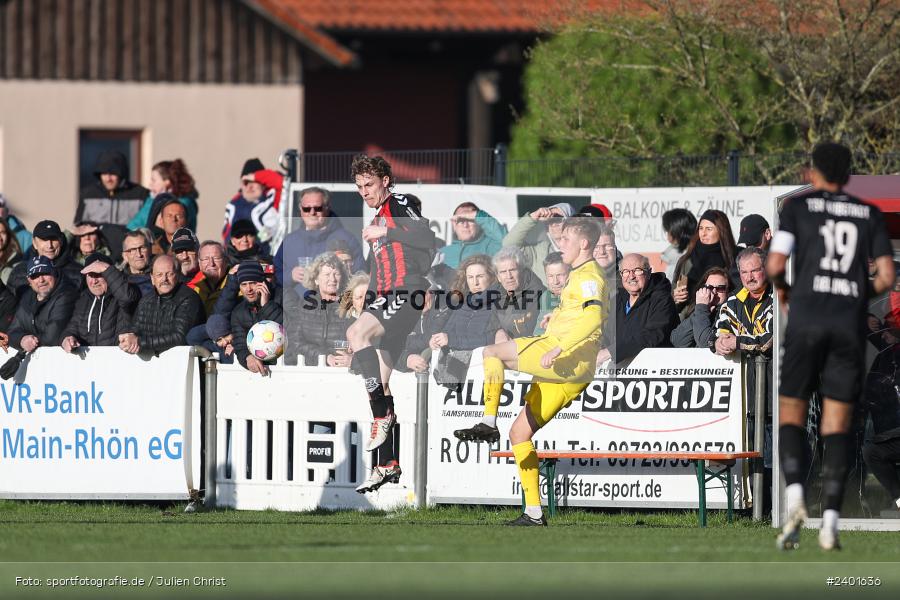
[8,256,78,351]
[222,158,283,253]
[170,227,200,279]
[503,202,576,287]
[768,142,896,551]
[61,253,140,351]
[7,220,83,296]
[120,254,204,355]
[75,150,149,227]
[346,155,436,493]
[230,261,282,375]
[225,219,272,267]
[205,313,235,364]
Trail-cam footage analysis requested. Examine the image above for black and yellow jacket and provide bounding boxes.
[715,285,774,355]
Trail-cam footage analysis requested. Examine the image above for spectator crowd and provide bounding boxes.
[0,150,782,383]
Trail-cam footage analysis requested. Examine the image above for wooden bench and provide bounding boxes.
[490,450,761,527]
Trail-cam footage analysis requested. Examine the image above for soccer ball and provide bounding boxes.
[246,320,284,362]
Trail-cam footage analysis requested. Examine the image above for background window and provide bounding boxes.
[78,129,142,190]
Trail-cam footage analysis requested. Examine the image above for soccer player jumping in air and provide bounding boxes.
[768,143,895,550]
[454,217,606,525]
[346,156,435,493]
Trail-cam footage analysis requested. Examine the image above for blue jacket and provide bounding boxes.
[274,215,365,291]
[8,214,31,252]
[438,210,507,269]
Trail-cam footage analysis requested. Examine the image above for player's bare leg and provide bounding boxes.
[506,395,546,526]
[454,340,520,443]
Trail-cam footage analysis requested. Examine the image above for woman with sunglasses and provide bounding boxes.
[670,266,733,348]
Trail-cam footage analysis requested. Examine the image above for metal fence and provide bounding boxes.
[290,146,900,188]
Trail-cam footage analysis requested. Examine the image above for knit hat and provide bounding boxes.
[171,227,199,253]
[230,219,257,239]
[241,158,264,178]
[205,314,232,341]
[236,261,265,284]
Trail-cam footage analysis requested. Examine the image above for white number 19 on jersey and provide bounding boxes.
[819,219,858,274]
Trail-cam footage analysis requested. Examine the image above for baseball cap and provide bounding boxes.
[236,261,265,284]
[33,220,63,240]
[27,255,55,278]
[171,228,199,253]
[738,214,770,246]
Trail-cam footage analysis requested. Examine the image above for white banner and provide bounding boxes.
[0,347,200,499]
[298,182,793,267]
[427,348,745,509]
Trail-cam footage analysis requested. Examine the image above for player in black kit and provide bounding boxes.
[767,143,895,550]
[346,155,435,493]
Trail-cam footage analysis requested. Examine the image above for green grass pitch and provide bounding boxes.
[0,501,898,599]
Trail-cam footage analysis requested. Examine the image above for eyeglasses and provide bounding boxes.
[703,284,728,293]
[619,268,648,277]
[301,205,325,214]
[123,246,149,255]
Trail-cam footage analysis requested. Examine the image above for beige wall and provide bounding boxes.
[0,80,302,243]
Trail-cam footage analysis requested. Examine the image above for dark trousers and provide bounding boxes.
[862,437,900,500]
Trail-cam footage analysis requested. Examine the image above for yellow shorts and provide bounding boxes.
[514,336,596,427]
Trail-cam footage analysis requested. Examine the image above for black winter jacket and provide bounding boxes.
[75,151,149,226]
[63,266,140,347]
[495,268,546,338]
[8,280,78,349]
[283,289,351,366]
[614,273,679,364]
[231,295,284,368]
[0,280,17,333]
[225,243,272,269]
[129,283,204,354]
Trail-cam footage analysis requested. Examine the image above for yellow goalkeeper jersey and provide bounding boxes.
[543,259,606,352]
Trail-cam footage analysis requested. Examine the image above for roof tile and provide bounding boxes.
[271,0,628,33]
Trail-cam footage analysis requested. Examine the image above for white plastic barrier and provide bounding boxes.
[0,347,200,500]
[427,348,747,509]
[214,360,418,511]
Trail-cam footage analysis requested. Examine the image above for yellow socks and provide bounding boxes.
[482,356,504,418]
[512,440,540,509]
